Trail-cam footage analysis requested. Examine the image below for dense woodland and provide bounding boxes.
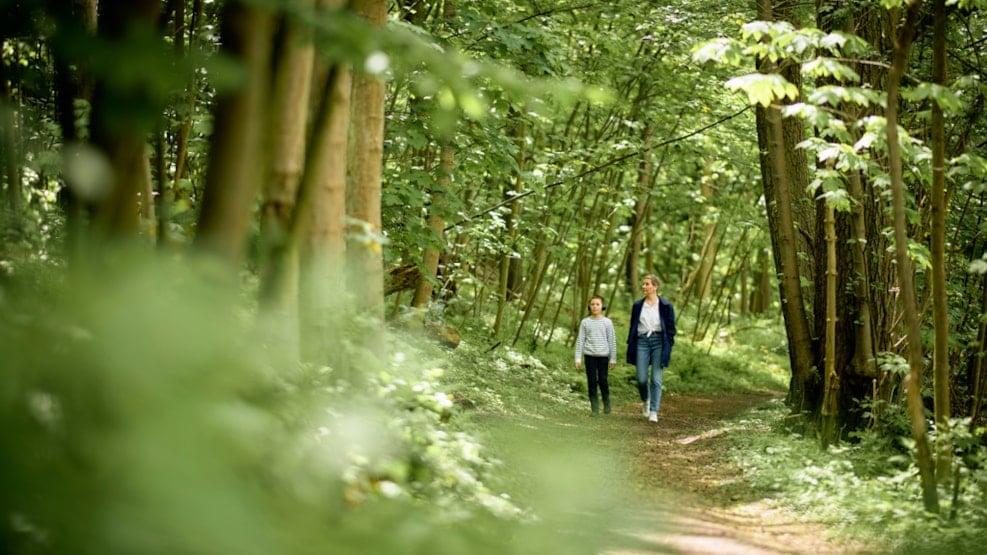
[4,0,987,551]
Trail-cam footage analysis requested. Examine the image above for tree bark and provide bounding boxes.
[301,35,352,364]
[195,2,276,267]
[88,0,162,240]
[885,0,939,513]
[929,0,952,484]
[258,0,317,357]
[412,143,453,308]
[754,0,816,421]
[820,201,839,448]
[346,0,388,322]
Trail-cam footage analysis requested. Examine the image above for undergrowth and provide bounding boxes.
[6,256,986,555]
[721,398,987,554]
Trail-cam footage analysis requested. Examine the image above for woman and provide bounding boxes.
[626,274,676,423]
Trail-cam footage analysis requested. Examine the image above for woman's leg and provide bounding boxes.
[635,340,650,414]
[649,335,666,414]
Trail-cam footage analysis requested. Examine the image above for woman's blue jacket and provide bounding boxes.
[625,296,676,367]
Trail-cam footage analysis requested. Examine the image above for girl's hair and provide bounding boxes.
[643,274,661,288]
[588,295,606,311]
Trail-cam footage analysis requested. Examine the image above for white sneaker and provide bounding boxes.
[649,412,658,423]
[642,402,650,417]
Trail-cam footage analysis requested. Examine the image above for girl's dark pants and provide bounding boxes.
[584,355,610,413]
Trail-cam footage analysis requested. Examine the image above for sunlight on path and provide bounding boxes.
[604,503,851,555]
[591,396,873,555]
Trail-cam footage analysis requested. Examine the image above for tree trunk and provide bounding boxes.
[494,115,527,335]
[971,272,987,426]
[346,0,387,322]
[820,201,839,448]
[195,2,275,267]
[50,0,97,261]
[257,0,317,357]
[749,247,773,315]
[88,0,162,240]
[885,0,939,513]
[847,170,877,379]
[412,142,453,308]
[301,33,352,364]
[625,188,650,296]
[755,0,816,420]
[696,164,719,301]
[0,95,21,211]
[929,0,952,484]
[166,0,205,246]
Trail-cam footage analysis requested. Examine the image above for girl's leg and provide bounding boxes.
[585,356,600,413]
[599,365,611,414]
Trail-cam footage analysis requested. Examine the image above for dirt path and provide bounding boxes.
[591,393,877,555]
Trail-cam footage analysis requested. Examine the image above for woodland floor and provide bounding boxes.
[590,393,885,555]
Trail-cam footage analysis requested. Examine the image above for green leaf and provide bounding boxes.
[691,38,747,66]
[802,58,860,82]
[901,83,965,114]
[725,73,798,107]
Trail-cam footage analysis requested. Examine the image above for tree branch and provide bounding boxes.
[445,105,753,231]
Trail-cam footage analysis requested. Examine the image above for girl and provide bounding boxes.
[575,295,617,415]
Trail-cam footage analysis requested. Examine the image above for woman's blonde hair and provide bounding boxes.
[643,274,661,288]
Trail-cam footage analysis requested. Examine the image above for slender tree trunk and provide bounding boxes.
[971,272,987,426]
[301,44,352,363]
[886,0,939,513]
[592,171,624,295]
[347,0,387,322]
[847,171,877,378]
[51,0,97,261]
[257,0,317,357]
[0,98,21,211]
[88,0,162,240]
[494,116,527,335]
[412,142,453,307]
[166,0,205,245]
[929,0,952,483]
[749,247,772,315]
[626,191,650,296]
[195,2,276,267]
[820,201,839,447]
[696,165,719,301]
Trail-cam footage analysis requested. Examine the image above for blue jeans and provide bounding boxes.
[636,334,665,413]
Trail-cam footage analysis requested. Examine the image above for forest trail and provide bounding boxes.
[571,393,880,555]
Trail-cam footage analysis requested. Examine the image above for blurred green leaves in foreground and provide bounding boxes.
[0,254,614,555]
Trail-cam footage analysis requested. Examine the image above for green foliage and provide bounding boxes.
[665,317,790,395]
[725,73,799,107]
[723,401,987,553]
[0,257,570,554]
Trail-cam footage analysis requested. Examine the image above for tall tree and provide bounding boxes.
[929,0,952,483]
[258,0,317,355]
[411,142,453,308]
[301,0,353,363]
[754,0,816,416]
[885,0,938,513]
[88,0,163,239]
[195,2,276,267]
[346,0,387,321]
